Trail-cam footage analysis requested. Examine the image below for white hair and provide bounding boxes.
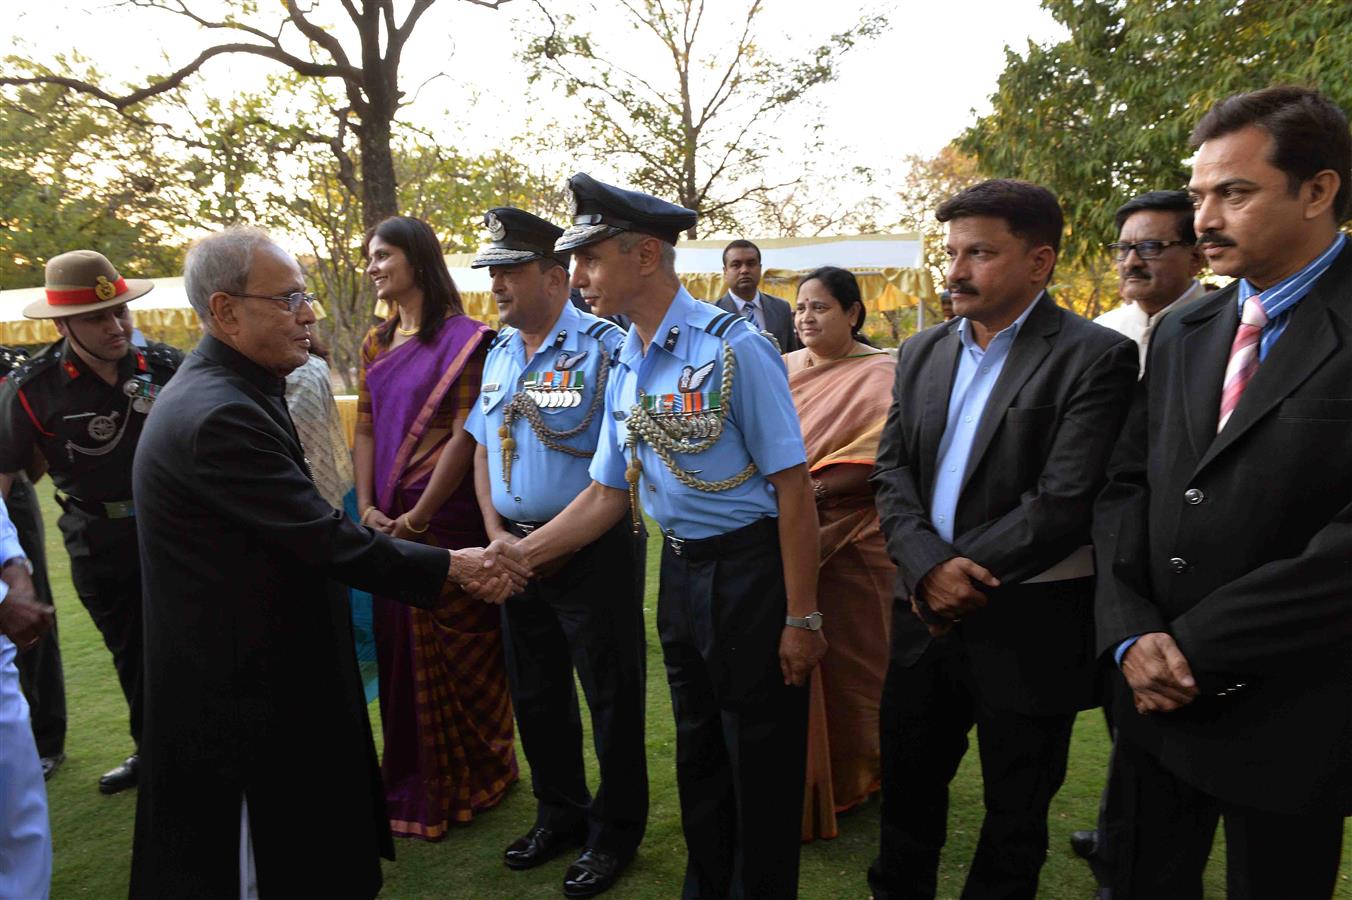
[617,231,678,272]
[182,226,275,321]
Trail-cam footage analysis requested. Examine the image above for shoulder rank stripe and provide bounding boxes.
[489,332,510,350]
[585,321,619,340]
[706,312,740,338]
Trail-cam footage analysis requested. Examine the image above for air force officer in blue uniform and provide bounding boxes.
[465,208,648,899]
[512,174,826,899]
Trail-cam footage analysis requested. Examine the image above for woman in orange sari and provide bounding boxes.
[786,266,897,841]
[354,216,517,840]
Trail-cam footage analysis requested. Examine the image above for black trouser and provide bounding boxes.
[868,634,1075,900]
[9,476,66,758]
[1108,733,1344,899]
[57,505,142,746]
[658,517,809,900]
[500,519,649,858]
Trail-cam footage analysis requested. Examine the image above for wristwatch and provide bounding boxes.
[785,611,824,631]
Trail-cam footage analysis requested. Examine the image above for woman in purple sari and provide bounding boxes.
[354,216,517,840]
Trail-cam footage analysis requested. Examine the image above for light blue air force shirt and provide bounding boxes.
[466,301,625,522]
[929,294,1043,543]
[591,287,806,540]
[0,496,25,605]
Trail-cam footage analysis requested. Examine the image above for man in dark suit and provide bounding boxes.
[715,239,800,352]
[1095,86,1352,899]
[129,226,528,899]
[867,179,1138,899]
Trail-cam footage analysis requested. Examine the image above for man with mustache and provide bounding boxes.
[1096,85,1352,898]
[0,250,182,795]
[1096,191,1207,372]
[1069,190,1207,887]
[868,179,1137,899]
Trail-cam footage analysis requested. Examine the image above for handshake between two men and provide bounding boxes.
[444,538,536,604]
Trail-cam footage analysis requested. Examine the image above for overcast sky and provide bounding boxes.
[10,1,1067,218]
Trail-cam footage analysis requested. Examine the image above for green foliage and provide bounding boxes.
[0,63,187,287]
[522,0,886,236]
[961,0,1352,285]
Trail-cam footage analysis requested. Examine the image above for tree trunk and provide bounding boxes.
[356,116,399,231]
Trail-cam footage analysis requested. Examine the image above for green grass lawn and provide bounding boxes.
[31,489,1351,898]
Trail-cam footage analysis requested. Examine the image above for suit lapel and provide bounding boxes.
[920,323,962,500]
[1177,292,1235,460]
[1194,265,1345,475]
[959,296,1058,492]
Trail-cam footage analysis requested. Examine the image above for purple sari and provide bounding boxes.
[363,315,517,839]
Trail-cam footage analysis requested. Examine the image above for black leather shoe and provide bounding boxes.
[40,753,65,781]
[98,754,138,795]
[563,848,629,898]
[1070,828,1099,859]
[503,825,585,870]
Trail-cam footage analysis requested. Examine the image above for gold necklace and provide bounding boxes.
[396,321,420,336]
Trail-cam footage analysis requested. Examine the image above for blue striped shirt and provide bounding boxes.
[1115,232,1348,668]
[1239,233,1347,361]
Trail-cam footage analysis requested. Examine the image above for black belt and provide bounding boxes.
[55,491,135,520]
[505,520,548,538]
[662,517,777,560]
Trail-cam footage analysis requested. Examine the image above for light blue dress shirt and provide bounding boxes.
[591,286,806,539]
[466,301,625,523]
[929,295,1042,543]
[0,496,25,605]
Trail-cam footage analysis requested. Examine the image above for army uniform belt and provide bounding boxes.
[505,520,548,538]
[55,490,135,520]
[663,516,776,560]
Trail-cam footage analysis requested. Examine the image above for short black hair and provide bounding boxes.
[722,239,762,266]
[798,265,866,336]
[936,179,1063,254]
[1114,190,1196,243]
[1190,85,1352,222]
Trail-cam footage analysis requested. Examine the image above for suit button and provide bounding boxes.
[1184,488,1204,505]
[1169,557,1189,574]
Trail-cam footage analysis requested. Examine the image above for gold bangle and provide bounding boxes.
[360,505,376,522]
[403,515,430,534]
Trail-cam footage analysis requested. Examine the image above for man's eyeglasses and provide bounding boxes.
[230,291,317,314]
[1106,240,1192,261]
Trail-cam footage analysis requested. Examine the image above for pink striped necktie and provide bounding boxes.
[1217,295,1268,433]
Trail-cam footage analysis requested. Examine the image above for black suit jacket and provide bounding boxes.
[716,290,801,353]
[1095,243,1352,815]
[873,294,1138,714]
[129,335,448,900]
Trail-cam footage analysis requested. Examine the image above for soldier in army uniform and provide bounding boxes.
[0,345,67,781]
[507,174,826,899]
[0,250,182,794]
[464,207,648,898]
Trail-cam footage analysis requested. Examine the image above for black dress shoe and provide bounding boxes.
[98,754,139,795]
[563,848,629,898]
[40,752,65,781]
[504,825,585,870]
[1070,828,1099,859]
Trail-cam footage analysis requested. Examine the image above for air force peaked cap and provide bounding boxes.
[470,207,571,269]
[554,173,698,253]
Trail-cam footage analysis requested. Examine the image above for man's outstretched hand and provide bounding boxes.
[448,540,534,604]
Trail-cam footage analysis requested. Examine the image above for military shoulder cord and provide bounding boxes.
[66,393,136,462]
[624,340,757,532]
[498,348,611,490]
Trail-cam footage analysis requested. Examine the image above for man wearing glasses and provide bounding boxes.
[0,250,183,796]
[129,226,529,899]
[1096,191,1207,372]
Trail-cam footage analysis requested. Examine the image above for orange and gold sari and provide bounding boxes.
[786,347,897,841]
